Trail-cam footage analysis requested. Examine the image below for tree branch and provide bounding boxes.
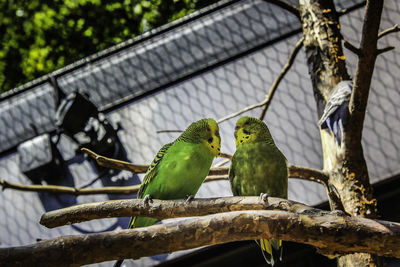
[288,165,328,185]
[156,129,183,134]
[40,196,313,228]
[259,37,304,120]
[347,0,384,146]
[3,209,400,266]
[378,24,400,39]
[0,179,140,195]
[81,148,148,173]
[288,165,344,211]
[377,46,395,55]
[81,148,229,175]
[216,102,265,124]
[217,37,304,124]
[1,165,329,196]
[343,40,360,56]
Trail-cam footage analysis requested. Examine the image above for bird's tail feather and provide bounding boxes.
[113,259,124,267]
[128,216,137,229]
[256,239,282,266]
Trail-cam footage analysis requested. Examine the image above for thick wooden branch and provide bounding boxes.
[299,0,350,117]
[3,209,400,266]
[347,0,384,145]
[288,165,328,185]
[288,166,345,211]
[39,196,313,228]
[300,0,384,265]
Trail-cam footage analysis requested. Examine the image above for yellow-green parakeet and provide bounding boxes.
[229,116,288,266]
[114,118,221,267]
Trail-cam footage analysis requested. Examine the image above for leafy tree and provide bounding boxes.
[0,0,219,92]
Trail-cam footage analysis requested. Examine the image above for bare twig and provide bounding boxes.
[1,165,330,196]
[217,37,304,124]
[344,40,361,55]
[377,46,395,55]
[378,24,400,39]
[342,24,398,61]
[81,148,148,173]
[82,148,229,175]
[40,196,313,228]
[259,37,304,120]
[217,102,266,123]
[3,209,400,266]
[156,130,183,134]
[0,174,230,196]
[0,179,140,195]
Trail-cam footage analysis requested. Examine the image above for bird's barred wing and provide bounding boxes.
[228,155,238,196]
[137,142,173,198]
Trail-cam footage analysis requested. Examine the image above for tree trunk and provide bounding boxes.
[298,0,380,266]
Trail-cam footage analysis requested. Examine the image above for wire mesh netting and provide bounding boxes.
[0,0,399,266]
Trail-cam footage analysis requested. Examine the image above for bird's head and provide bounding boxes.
[180,118,221,157]
[234,116,274,147]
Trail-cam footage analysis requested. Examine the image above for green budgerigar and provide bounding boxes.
[229,116,288,266]
[114,118,221,267]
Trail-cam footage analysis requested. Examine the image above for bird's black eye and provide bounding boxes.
[215,131,220,137]
[208,137,213,143]
[206,127,211,132]
[244,121,250,126]
[235,126,240,130]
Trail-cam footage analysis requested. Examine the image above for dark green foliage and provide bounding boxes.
[0,0,219,92]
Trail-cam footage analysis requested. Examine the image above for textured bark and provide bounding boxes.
[299,0,350,117]
[2,210,400,267]
[299,0,383,266]
[1,165,329,197]
[39,196,314,228]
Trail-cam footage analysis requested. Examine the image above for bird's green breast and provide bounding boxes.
[230,142,288,198]
[142,141,214,200]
